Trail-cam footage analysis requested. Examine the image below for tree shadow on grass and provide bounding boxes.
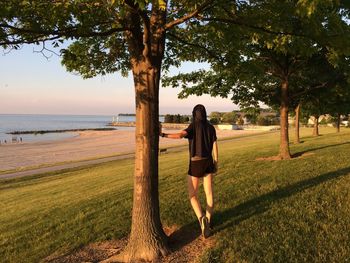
[291,140,305,144]
[292,141,350,158]
[167,221,201,252]
[212,166,350,233]
[166,164,350,252]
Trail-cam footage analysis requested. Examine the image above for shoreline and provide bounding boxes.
[7,127,116,135]
[0,129,268,174]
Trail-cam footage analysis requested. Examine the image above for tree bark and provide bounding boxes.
[110,7,169,263]
[294,103,300,144]
[279,79,291,159]
[121,61,168,262]
[336,113,341,133]
[313,115,319,136]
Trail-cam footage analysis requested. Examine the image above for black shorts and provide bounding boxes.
[188,158,215,178]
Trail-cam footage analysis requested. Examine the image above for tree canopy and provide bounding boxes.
[163,0,350,159]
[1,1,220,261]
[1,0,350,260]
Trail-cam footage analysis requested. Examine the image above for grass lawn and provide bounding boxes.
[1,127,350,262]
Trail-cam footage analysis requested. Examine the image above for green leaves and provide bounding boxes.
[1,0,223,79]
[296,0,318,17]
[61,35,130,78]
[163,0,350,115]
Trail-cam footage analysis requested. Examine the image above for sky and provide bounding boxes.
[0,44,237,116]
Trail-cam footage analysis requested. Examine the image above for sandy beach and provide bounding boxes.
[0,129,264,172]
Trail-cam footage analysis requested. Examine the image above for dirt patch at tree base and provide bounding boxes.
[256,152,315,161]
[43,239,128,263]
[44,225,215,263]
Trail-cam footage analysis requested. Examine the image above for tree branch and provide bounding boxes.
[139,10,151,59]
[292,82,329,98]
[165,0,214,30]
[266,49,289,76]
[0,35,62,46]
[122,0,153,59]
[167,32,222,61]
[33,42,60,59]
[200,17,313,38]
[0,23,129,46]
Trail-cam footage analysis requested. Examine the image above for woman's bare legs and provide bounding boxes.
[203,173,214,225]
[187,175,203,220]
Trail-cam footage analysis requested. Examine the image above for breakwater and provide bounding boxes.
[8,128,116,135]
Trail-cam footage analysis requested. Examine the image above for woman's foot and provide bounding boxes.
[200,216,211,238]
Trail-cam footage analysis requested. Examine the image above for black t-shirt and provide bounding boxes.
[184,122,217,158]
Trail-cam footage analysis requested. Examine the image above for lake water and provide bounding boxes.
[0,114,163,143]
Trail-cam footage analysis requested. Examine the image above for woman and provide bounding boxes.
[160,104,218,238]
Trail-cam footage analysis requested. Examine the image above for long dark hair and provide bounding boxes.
[191,104,210,157]
[192,104,208,123]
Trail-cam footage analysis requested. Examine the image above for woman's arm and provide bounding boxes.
[159,122,187,139]
[213,141,218,172]
[161,130,187,139]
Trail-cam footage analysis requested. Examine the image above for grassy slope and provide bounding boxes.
[1,127,350,262]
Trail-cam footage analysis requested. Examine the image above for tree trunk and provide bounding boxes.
[115,61,169,263]
[109,8,169,262]
[313,116,319,136]
[279,80,291,159]
[294,103,300,144]
[336,113,341,133]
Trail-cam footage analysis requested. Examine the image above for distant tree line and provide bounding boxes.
[209,108,279,126]
[163,114,190,123]
[118,113,136,116]
[118,113,165,117]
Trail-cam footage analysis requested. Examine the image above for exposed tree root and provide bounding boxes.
[101,242,169,263]
[45,225,214,263]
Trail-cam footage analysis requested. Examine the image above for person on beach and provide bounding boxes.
[160,104,218,238]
